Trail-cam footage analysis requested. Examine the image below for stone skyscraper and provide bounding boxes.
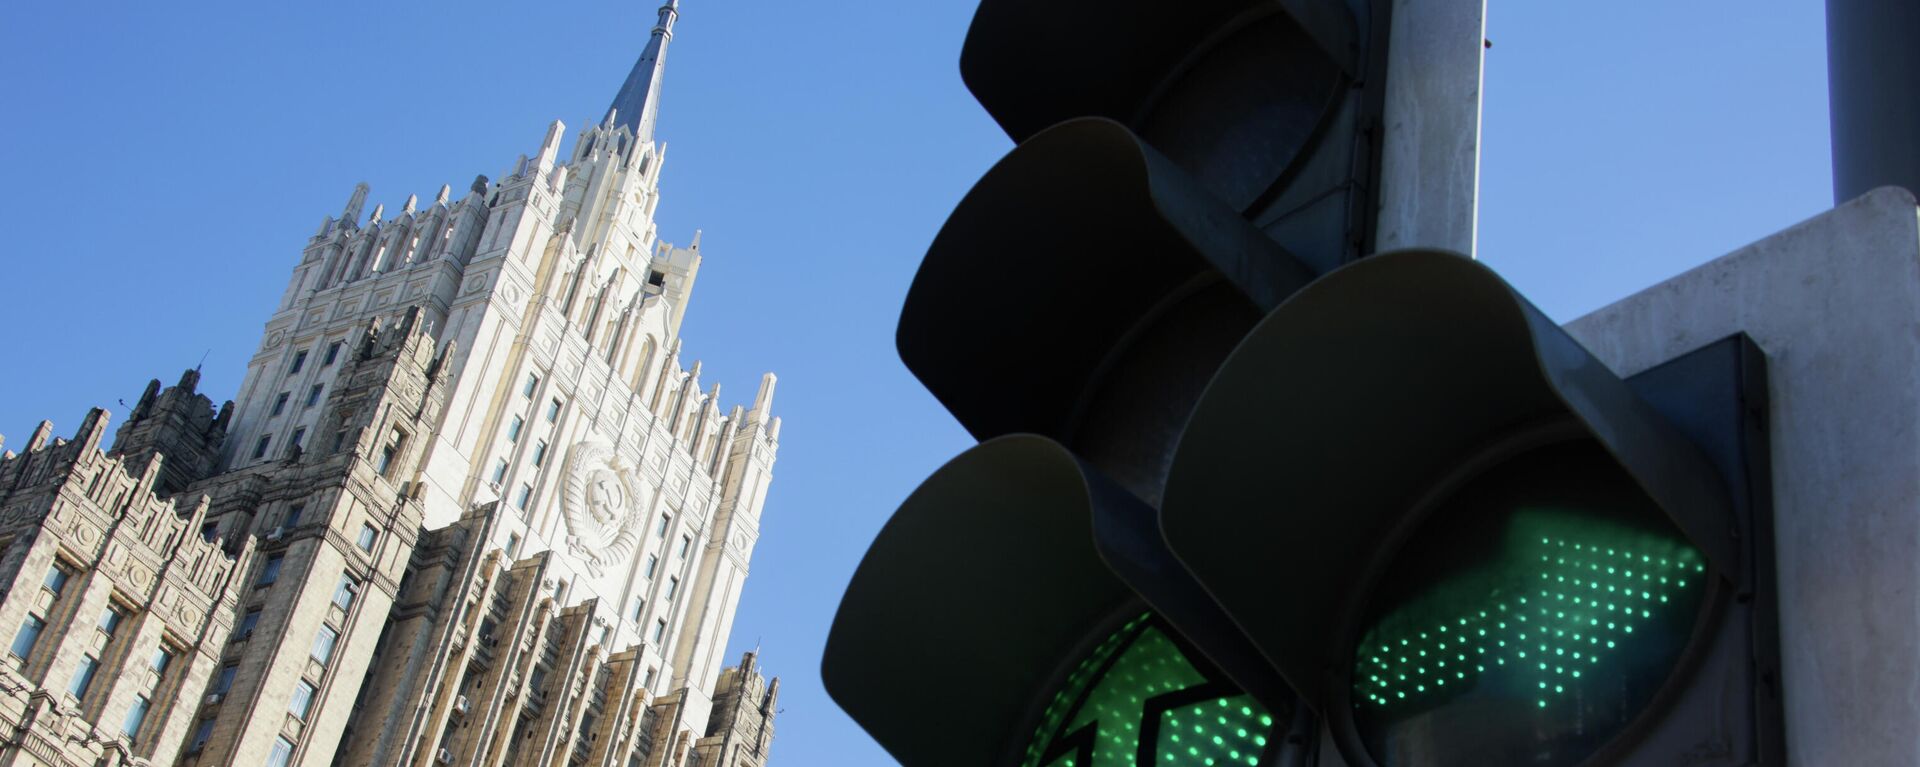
[0,3,781,765]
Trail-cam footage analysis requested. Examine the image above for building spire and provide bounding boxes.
[605,0,680,143]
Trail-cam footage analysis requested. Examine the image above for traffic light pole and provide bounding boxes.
[1374,0,1486,257]
[1827,0,1920,204]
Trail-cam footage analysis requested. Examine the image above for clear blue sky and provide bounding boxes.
[0,2,1829,765]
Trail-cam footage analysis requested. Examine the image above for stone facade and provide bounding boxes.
[0,2,780,765]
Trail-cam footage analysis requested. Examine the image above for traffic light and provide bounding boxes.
[825,0,1783,764]
[958,0,1389,273]
[822,435,1309,766]
[1161,251,1783,766]
[826,0,1389,760]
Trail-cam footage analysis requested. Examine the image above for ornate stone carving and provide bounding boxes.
[560,441,646,575]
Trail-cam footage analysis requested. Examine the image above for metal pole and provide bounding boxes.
[1373,0,1487,258]
[1827,0,1920,204]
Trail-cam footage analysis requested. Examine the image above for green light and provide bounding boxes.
[1346,442,1713,767]
[1022,614,1281,766]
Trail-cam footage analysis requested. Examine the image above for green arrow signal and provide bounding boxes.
[1352,507,1708,715]
[1024,614,1279,767]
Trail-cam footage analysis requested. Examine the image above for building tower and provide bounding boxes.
[0,3,781,766]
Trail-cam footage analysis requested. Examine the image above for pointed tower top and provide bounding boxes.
[605,0,680,143]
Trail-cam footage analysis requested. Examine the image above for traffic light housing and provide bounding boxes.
[1162,251,1783,765]
[823,435,1310,766]
[825,0,1782,763]
[959,0,1389,273]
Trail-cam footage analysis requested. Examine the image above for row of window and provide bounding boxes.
[287,340,345,376]
[260,338,345,465]
[7,563,175,745]
[501,372,565,514]
[268,384,328,418]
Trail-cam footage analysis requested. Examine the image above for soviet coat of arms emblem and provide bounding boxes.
[560,441,647,574]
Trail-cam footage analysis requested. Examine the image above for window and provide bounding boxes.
[631,597,645,621]
[237,609,261,639]
[333,576,357,611]
[678,534,692,558]
[259,555,283,586]
[213,663,237,694]
[507,415,524,443]
[44,565,70,597]
[665,576,680,601]
[492,458,510,485]
[644,554,659,579]
[378,427,406,476]
[311,625,338,665]
[515,484,532,511]
[201,521,218,542]
[286,504,304,527]
[652,619,667,643]
[151,647,174,675]
[547,398,562,423]
[356,523,377,552]
[189,719,215,752]
[323,340,342,366]
[123,694,151,742]
[305,384,323,408]
[289,350,308,374]
[69,655,99,698]
[644,666,657,688]
[524,373,540,398]
[271,392,290,416]
[98,606,125,637]
[290,427,306,448]
[506,533,521,558]
[253,435,272,459]
[657,514,671,538]
[268,736,294,767]
[11,615,45,659]
[531,440,548,468]
[289,680,316,720]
